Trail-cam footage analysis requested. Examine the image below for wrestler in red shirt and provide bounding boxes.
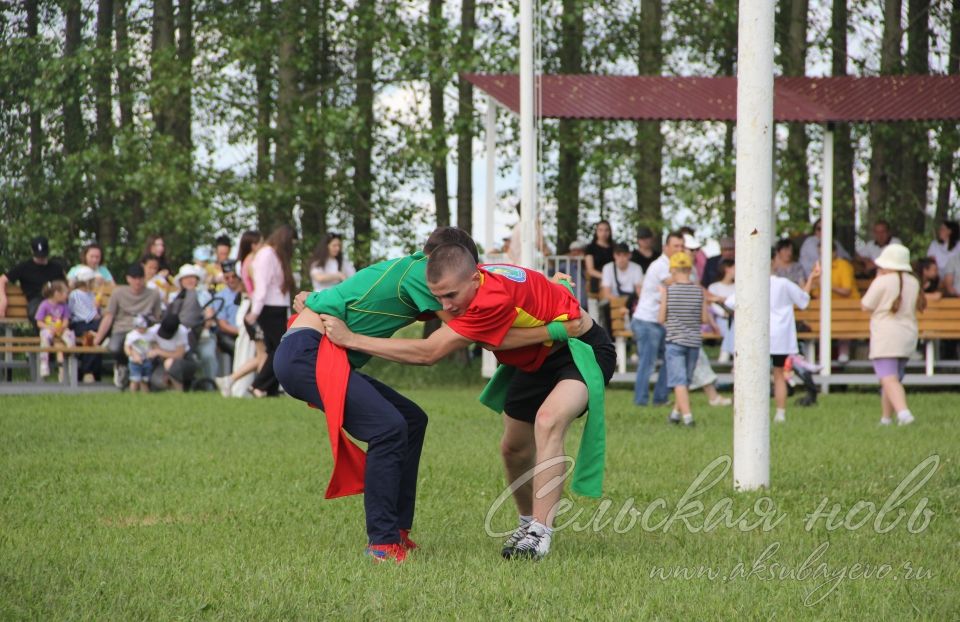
[320,244,615,561]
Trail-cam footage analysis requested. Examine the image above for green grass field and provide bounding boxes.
[2,371,958,619]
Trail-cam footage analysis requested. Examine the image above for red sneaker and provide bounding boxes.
[365,543,407,564]
[399,529,417,551]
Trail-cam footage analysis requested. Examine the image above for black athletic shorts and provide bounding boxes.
[772,354,788,368]
[503,322,617,423]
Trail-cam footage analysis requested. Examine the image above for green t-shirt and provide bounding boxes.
[305,252,441,368]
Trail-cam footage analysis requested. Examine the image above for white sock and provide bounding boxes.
[519,514,533,526]
[775,408,786,421]
[682,413,694,424]
[897,410,913,420]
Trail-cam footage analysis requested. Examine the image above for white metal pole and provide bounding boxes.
[733,0,774,491]
[519,0,537,268]
[482,97,498,379]
[820,126,834,379]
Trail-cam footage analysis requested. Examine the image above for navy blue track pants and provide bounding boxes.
[273,328,428,545]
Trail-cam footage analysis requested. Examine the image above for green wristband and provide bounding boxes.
[546,321,569,342]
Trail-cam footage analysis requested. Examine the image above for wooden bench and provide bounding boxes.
[607,296,721,374]
[795,297,960,376]
[1,283,113,386]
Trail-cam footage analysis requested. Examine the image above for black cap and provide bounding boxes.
[636,226,654,240]
[31,236,49,257]
[157,313,180,340]
[126,263,145,278]
[221,259,237,274]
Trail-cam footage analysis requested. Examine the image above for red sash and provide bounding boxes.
[287,313,366,498]
[315,337,367,499]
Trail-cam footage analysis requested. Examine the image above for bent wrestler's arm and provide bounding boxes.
[495,311,592,350]
[322,317,471,366]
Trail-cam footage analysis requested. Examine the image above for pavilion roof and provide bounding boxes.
[462,74,960,122]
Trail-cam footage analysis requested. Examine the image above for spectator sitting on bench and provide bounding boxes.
[142,235,171,278]
[68,266,103,382]
[149,313,196,392]
[209,235,234,292]
[800,218,852,279]
[213,260,243,371]
[813,245,860,363]
[0,236,66,325]
[142,254,172,304]
[93,263,163,388]
[941,251,960,299]
[67,243,114,287]
[35,280,76,379]
[600,242,643,331]
[918,258,942,303]
[124,315,157,393]
[170,263,217,380]
[855,220,901,278]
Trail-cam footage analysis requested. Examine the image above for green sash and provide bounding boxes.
[477,316,606,498]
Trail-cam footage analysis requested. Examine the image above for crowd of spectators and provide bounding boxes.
[1,216,957,409]
[0,225,301,396]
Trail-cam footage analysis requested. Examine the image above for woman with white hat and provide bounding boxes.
[861,244,925,426]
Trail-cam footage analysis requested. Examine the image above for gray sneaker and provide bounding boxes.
[501,522,530,559]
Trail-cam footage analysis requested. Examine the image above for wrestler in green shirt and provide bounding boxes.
[305,251,440,368]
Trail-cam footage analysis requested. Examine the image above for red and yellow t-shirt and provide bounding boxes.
[446,264,582,372]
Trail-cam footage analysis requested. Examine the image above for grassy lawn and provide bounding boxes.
[1,373,958,619]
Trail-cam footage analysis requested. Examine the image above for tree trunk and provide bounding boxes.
[776,0,810,227]
[901,0,931,241]
[255,0,274,229]
[115,0,134,130]
[556,0,583,252]
[26,0,42,179]
[455,0,476,235]
[302,0,330,251]
[867,0,903,227]
[428,0,450,228]
[274,0,301,227]
[935,0,960,224]
[152,0,176,137]
[63,0,84,233]
[175,0,194,156]
[63,0,84,157]
[95,0,116,247]
[634,0,663,231]
[831,0,855,252]
[114,0,142,227]
[353,0,376,265]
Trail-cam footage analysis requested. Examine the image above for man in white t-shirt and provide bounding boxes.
[148,314,197,391]
[600,242,643,318]
[856,220,902,277]
[630,231,684,406]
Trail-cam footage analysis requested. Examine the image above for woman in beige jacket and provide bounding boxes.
[861,244,926,426]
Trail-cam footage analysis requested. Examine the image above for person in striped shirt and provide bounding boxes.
[658,251,709,427]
